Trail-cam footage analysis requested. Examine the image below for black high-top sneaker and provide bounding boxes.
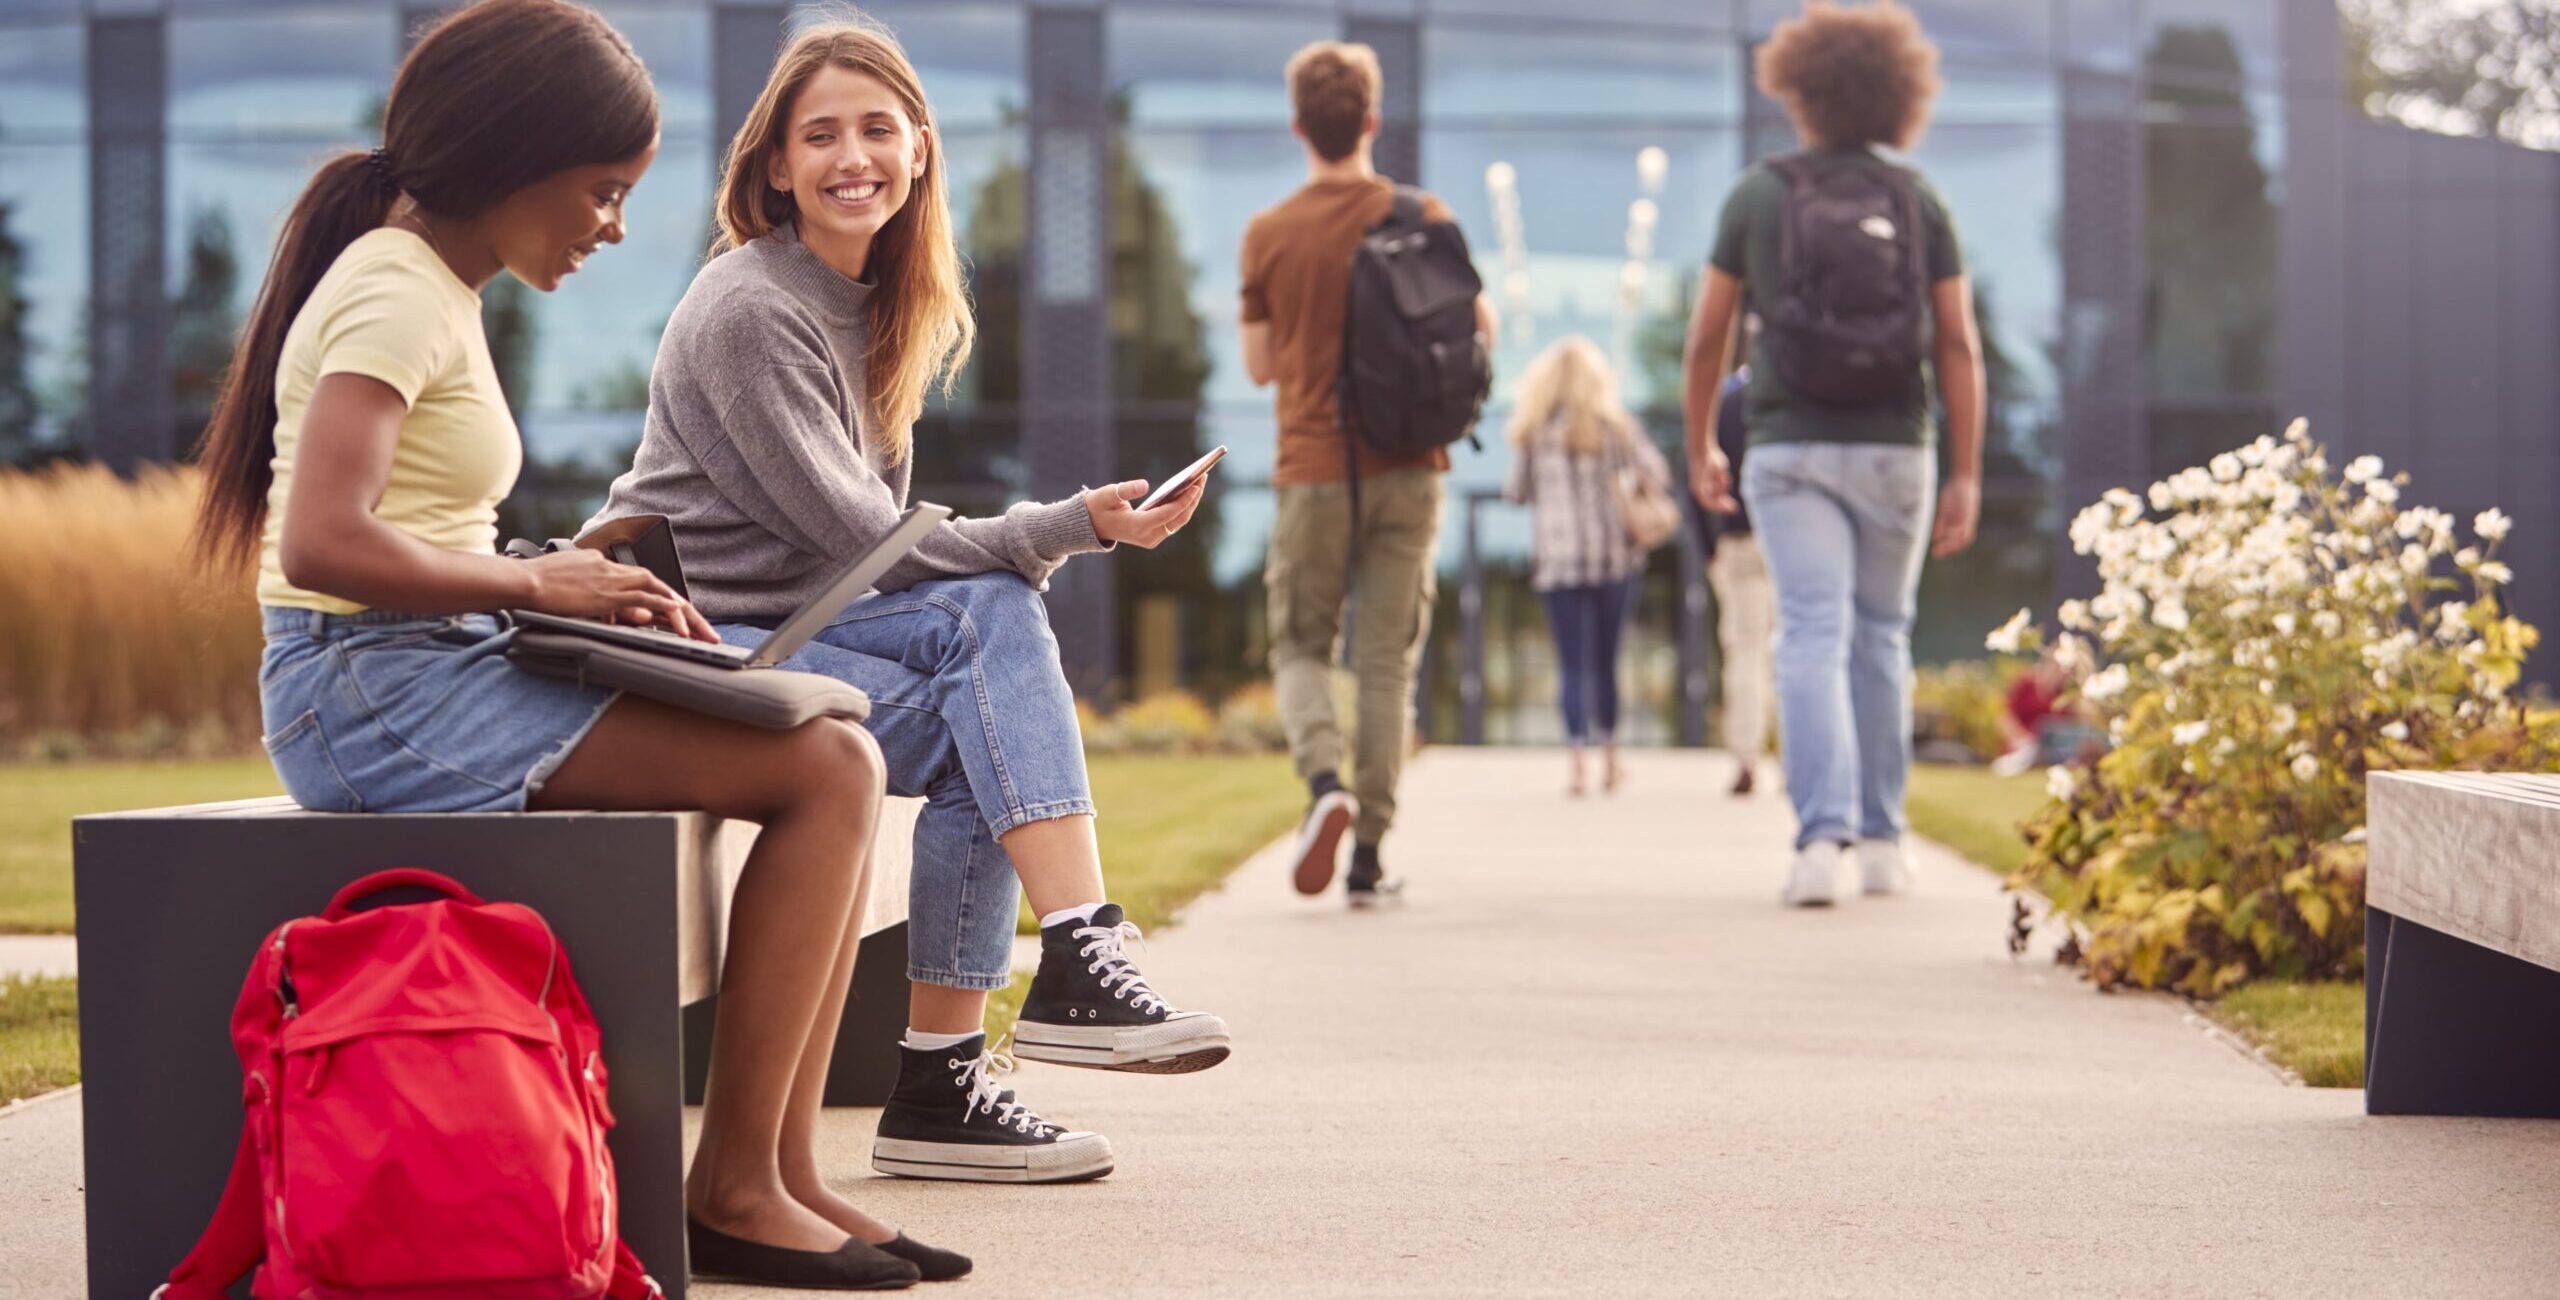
[870,1034,1113,1184]
[1012,904,1231,1073]
[1345,842,1404,910]
[1293,771,1358,895]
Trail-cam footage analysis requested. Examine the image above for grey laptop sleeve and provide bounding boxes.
[506,628,871,730]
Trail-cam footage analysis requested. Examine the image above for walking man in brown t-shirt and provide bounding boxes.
[1241,41,1495,907]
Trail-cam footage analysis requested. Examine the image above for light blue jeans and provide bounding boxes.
[1740,441,1934,851]
[716,572,1095,992]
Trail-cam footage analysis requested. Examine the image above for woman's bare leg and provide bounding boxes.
[998,813,1107,918]
[533,697,883,1253]
[780,879,900,1243]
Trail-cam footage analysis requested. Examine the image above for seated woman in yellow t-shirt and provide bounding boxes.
[185,0,959,1289]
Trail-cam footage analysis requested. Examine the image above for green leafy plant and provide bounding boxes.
[1912,659,2020,762]
[1994,420,2560,993]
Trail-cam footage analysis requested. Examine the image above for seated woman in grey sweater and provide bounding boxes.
[588,19,1221,1192]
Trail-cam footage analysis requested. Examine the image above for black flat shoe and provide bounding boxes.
[877,1233,973,1282]
[686,1216,920,1290]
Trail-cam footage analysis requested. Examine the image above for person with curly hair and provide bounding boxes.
[1681,1,1985,907]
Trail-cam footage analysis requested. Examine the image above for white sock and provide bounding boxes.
[902,1027,980,1051]
[1040,902,1105,929]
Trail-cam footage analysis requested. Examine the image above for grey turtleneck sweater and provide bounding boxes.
[587,223,1102,622]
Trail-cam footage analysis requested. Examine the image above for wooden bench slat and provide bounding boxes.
[2368,771,2560,975]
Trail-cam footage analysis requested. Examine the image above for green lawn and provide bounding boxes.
[0,751,1304,1096]
[0,977,80,1104]
[1905,763,2051,877]
[1904,761,2365,1089]
[0,757,282,932]
[2207,980,2366,1088]
[985,751,1304,1045]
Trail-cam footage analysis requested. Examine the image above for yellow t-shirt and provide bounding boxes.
[256,227,521,613]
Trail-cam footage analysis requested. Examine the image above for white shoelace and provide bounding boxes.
[1074,920,1173,1015]
[952,1049,1058,1138]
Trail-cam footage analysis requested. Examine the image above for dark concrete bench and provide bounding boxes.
[2365,771,2560,1117]
[74,795,922,1299]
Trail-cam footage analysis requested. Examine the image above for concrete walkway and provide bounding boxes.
[10,748,2560,1297]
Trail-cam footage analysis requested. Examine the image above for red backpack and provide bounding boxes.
[158,868,661,1300]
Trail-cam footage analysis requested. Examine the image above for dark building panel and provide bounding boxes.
[2057,69,2145,597]
[1349,15,1420,184]
[1025,5,1115,696]
[714,4,788,162]
[2341,175,2416,470]
[87,13,171,474]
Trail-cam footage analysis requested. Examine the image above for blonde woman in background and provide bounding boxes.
[1503,336,1674,796]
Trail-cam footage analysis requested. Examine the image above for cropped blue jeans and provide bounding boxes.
[717,572,1094,992]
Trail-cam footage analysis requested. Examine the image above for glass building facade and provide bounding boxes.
[0,0,2302,740]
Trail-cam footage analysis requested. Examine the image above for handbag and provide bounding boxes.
[1611,429,1681,553]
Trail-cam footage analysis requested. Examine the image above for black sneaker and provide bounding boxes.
[1294,772,1359,895]
[1011,904,1231,1073]
[1346,843,1404,910]
[870,1034,1113,1184]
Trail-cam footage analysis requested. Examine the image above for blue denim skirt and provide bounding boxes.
[258,607,621,814]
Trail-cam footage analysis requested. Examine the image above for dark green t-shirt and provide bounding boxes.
[1708,149,1963,448]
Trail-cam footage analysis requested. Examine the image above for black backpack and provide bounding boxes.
[1338,186,1491,460]
[1765,154,1929,409]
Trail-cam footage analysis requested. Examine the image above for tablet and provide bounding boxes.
[1139,445,1228,510]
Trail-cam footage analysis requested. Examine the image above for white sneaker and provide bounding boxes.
[1856,839,1913,895]
[1781,842,1843,908]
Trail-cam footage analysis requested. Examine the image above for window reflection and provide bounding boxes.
[1426,26,1738,126]
[1099,7,1335,697]
[800,2,1023,131]
[0,15,85,460]
[167,6,397,141]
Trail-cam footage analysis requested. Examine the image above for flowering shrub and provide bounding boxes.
[1912,660,2020,762]
[1993,421,2560,993]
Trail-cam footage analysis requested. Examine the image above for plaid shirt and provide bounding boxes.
[1504,420,1675,592]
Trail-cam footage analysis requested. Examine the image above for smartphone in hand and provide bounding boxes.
[1139,446,1227,510]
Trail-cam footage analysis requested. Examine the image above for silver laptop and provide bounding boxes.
[511,503,952,669]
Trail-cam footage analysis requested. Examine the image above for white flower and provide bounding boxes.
[2346,455,2383,484]
[1985,608,2033,654]
[2083,664,2131,701]
[2046,766,2078,801]
[2271,704,2297,732]
[2155,602,2191,632]
[2273,612,2297,636]
[2366,478,2401,505]
[2058,599,2091,631]
[2210,453,2242,483]
[2172,721,2212,746]
[2475,508,2512,543]
[2478,561,2513,587]
[2456,547,2482,567]
[2438,601,2471,640]
[2313,610,2344,638]
[2292,753,2321,782]
[2381,721,2410,741]
[2400,545,2429,575]
[2053,634,2094,676]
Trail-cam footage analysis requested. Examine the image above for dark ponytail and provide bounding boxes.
[188,153,399,572]
[189,0,659,572]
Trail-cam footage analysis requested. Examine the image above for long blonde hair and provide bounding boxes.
[712,14,972,466]
[1506,336,1635,456]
